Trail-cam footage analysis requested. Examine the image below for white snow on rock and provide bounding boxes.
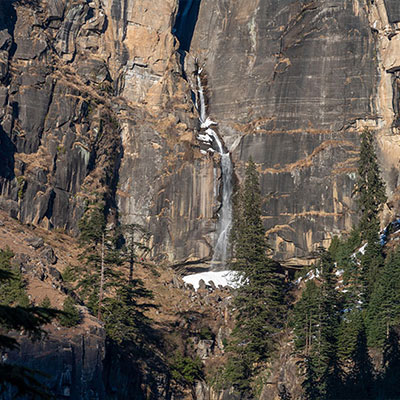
[182,270,238,290]
[197,134,212,143]
[351,243,368,259]
[358,243,367,255]
[200,117,217,129]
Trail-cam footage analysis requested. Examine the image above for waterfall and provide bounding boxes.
[194,66,233,268]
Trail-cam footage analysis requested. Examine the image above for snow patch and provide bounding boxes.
[182,270,238,291]
[351,242,368,259]
[197,134,212,143]
[201,117,217,129]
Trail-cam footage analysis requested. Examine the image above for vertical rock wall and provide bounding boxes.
[190,0,380,262]
[3,0,400,265]
[0,0,219,265]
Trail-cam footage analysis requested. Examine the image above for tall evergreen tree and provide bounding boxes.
[77,204,122,318]
[293,280,321,354]
[119,223,150,282]
[337,310,364,364]
[312,252,343,398]
[101,279,155,347]
[356,129,386,301]
[356,129,387,239]
[381,327,400,399]
[227,159,283,394]
[300,356,321,400]
[345,321,375,400]
[329,230,363,310]
[365,248,400,347]
[293,251,344,399]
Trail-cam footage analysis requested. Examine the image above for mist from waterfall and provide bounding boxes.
[195,66,233,269]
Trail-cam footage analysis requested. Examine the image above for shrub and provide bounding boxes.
[170,351,203,386]
[58,297,80,327]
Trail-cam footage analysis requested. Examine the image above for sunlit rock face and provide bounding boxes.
[3,0,400,266]
[0,0,217,266]
[189,0,381,263]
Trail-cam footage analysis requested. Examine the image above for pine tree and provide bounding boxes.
[365,248,400,347]
[294,251,344,399]
[356,129,386,301]
[58,297,80,328]
[0,248,29,307]
[293,280,321,354]
[223,348,252,395]
[356,129,387,238]
[329,230,363,309]
[101,279,155,346]
[337,310,364,363]
[345,321,375,399]
[119,223,150,282]
[300,356,320,400]
[227,159,283,394]
[313,251,343,399]
[381,327,400,399]
[77,205,122,318]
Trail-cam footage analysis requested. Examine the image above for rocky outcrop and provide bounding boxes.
[4,326,106,399]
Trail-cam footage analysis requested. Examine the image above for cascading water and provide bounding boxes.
[194,65,233,268]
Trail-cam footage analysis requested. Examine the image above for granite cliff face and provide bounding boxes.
[1,0,400,267]
[190,0,379,263]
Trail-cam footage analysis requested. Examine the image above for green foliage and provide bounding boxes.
[0,248,29,307]
[292,280,321,352]
[356,129,387,239]
[365,248,400,347]
[198,326,214,341]
[101,280,155,345]
[0,263,59,400]
[223,349,252,395]
[61,265,77,284]
[227,159,284,394]
[0,247,60,398]
[170,351,203,386]
[118,223,151,282]
[78,203,106,247]
[344,321,375,399]
[356,129,387,302]
[39,296,51,309]
[0,364,52,400]
[293,130,392,400]
[299,356,321,400]
[0,304,59,399]
[77,207,123,317]
[58,297,80,327]
[380,328,400,399]
[16,176,26,200]
[337,310,364,362]
[293,251,344,399]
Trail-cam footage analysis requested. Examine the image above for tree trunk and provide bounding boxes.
[98,232,105,320]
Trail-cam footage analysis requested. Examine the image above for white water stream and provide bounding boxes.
[195,67,233,268]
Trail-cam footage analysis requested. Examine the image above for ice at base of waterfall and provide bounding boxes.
[182,270,238,290]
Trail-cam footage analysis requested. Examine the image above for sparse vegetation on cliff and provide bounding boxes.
[58,297,80,328]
